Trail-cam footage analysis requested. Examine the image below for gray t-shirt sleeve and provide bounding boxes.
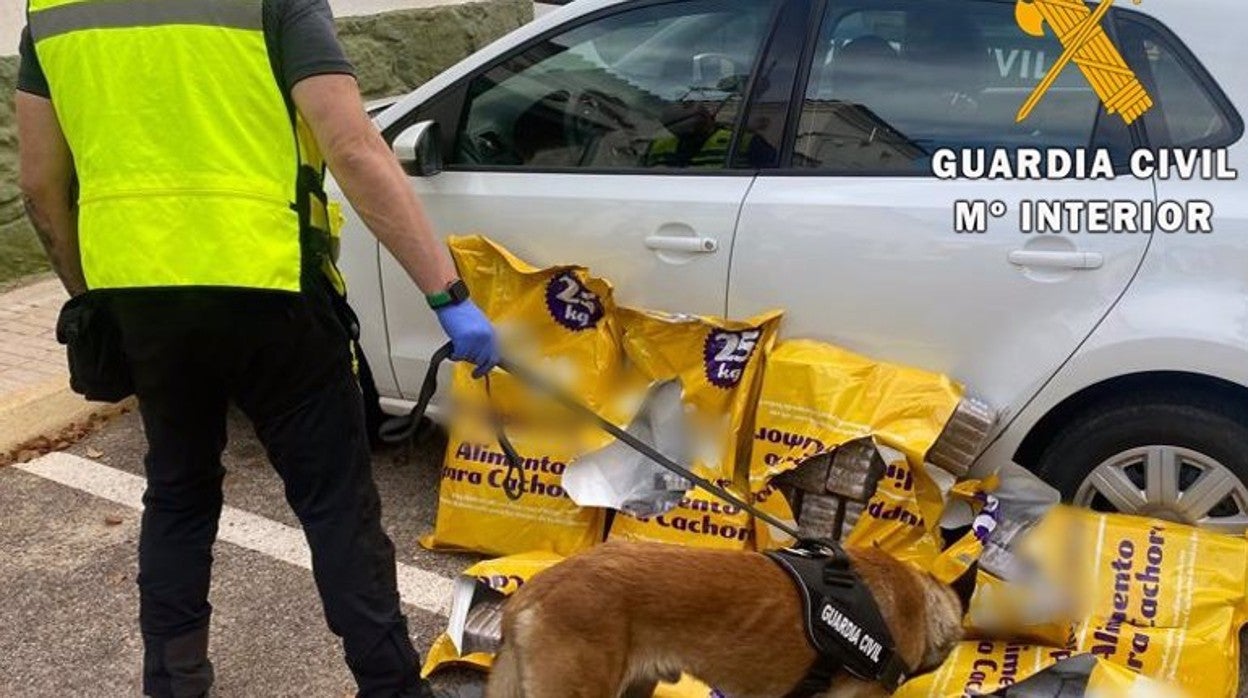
[17,26,52,98]
[271,0,356,93]
[18,1,353,98]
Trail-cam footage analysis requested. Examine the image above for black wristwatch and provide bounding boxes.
[426,279,471,310]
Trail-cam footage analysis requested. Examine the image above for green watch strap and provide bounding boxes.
[428,279,470,309]
[426,290,453,309]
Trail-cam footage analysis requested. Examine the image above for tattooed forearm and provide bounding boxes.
[16,92,84,295]
[22,192,87,296]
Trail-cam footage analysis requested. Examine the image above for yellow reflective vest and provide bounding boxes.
[645,127,739,169]
[27,0,332,293]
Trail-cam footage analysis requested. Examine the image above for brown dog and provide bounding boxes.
[485,541,966,698]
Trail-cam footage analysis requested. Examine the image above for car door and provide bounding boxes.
[728,0,1154,418]
[379,0,786,398]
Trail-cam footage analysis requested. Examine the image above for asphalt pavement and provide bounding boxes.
[0,408,484,697]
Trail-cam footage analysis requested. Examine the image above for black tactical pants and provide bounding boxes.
[112,283,421,698]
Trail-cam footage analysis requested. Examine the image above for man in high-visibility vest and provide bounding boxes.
[16,1,498,695]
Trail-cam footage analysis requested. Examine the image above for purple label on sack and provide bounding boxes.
[703,327,762,389]
[545,272,604,332]
[972,493,1001,543]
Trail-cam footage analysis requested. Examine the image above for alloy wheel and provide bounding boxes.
[1073,445,1248,534]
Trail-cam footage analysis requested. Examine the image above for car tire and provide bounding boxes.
[1034,390,1248,533]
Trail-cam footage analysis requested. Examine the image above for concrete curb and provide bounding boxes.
[0,375,134,463]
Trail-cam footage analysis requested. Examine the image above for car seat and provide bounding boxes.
[902,7,993,141]
[828,35,903,107]
[795,35,910,168]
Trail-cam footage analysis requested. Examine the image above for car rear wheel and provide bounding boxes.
[1034,394,1248,534]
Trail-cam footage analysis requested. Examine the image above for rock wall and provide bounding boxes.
[339,0,532,100]
[0,0,532,283]
[0,54,47,284]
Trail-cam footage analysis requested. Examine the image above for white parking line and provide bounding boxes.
[14,452,454,614]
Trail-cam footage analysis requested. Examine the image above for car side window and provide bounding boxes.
[791,0,1120,173]
[451,0,777,171]
[1115,14,1242,150]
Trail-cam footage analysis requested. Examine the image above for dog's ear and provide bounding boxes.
[949,562,978,614]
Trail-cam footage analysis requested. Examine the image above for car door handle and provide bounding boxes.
[645,235,719,253]
[1008,250,1103,270]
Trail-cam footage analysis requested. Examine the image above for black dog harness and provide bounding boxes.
[765,541,910,696]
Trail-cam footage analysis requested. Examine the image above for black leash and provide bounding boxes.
[377,342,453,444]
[482,372,527,501]
[378,343,526,500]
[497,356,804,539]
[384,342,803,534]
[382,342,803,538]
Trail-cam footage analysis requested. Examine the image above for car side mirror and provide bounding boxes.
[393,120,443,177]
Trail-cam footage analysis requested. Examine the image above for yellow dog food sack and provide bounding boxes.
[422,236,627,556]
[749,340,967,553]
[444,235,627,418]
[898,644,1190,697]
[921,482,1002,586]
[423,552,564,676]
[964,568,1078,648]
[607,308,782,550]
[652,675,720,698]
[1026,507,1248,698]
[752,443,953,560]
[946,505,1247,696]
[424,397,608,556]
[895,641,1077,697]
[749,339,964,483]
[1085,657,1189,697]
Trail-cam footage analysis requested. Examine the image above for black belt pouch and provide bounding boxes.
[55,293,134,403]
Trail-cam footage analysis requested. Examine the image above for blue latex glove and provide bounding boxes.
[435,299,499,378]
